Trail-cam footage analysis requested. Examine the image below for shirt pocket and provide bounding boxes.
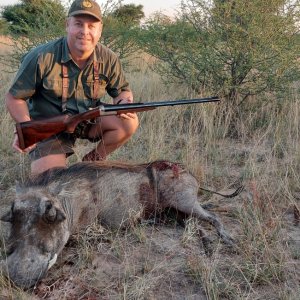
[42,78,62,98]
[84,73,108,99]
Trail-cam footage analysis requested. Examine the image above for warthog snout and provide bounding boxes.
[0,247,58,289]
[0,191,69,288]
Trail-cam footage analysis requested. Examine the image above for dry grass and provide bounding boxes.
[0,35,299,299]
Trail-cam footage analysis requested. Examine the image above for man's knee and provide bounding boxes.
[117,118,139,143]
[91,115,139,141]
[124,116,139,137]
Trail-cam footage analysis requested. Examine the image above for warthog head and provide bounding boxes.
[0,186,69,288]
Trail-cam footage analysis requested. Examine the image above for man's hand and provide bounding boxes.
[5,93,35,153]
[13,132,36,153]
[113,90,137,120]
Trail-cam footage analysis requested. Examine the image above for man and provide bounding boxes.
[5,0,139,175]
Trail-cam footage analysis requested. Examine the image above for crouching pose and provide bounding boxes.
[5,0,139,175]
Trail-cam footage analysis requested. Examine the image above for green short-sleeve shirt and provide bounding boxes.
[9,37,130,120]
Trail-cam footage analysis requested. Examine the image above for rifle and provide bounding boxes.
[16,96,220,150]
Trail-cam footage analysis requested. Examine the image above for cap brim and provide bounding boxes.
[69,10,102,22]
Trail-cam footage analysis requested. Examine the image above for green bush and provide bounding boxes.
[0,19,9,35]
[2,0,66,36]
[138,0,300,103]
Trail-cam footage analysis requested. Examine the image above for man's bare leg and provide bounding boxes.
[82,114,139,161]
[31,154,67,175]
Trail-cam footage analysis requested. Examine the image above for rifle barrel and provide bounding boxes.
[101,96,220,112]
[16,96,220,150]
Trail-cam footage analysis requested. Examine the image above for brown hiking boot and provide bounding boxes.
[82,149,105,161]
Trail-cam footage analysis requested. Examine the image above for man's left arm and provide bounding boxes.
[113,90,133,104]
[106,53,137,119]
[113,90,137,120]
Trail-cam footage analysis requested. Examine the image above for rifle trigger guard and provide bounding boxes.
[87,119,97,124]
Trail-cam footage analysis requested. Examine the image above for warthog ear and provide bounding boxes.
[43,200,66,224]
[47,181,62,195]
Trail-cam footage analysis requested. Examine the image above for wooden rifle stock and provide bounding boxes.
[16,96,220,150]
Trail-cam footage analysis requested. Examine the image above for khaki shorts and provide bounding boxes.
[29,122,101,161]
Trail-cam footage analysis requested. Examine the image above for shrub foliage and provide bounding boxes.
[138,0,300,103]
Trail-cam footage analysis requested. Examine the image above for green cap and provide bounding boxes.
[68,0,102,22]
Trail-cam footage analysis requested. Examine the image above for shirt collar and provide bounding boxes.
[61,37,72,64]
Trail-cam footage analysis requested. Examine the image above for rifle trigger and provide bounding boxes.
[87,119,97,124]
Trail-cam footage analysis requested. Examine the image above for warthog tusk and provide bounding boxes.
[47,254,57,270]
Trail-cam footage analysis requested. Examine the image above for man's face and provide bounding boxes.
[66,15,102,56]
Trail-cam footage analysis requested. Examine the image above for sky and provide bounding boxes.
[122,0,181,17]
[1,0,181,17]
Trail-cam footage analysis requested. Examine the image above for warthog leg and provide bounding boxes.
[173,199,234,246]
[194,204,234,245]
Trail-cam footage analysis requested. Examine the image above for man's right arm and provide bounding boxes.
[5,92,31,123]
[5,92,35,153]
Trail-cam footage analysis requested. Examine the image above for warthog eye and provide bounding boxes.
[43,202,57,223]
[42,200,66,224]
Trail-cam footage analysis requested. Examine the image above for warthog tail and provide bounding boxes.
[199,185,244,198]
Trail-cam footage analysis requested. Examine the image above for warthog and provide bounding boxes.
[0,160,236,289]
